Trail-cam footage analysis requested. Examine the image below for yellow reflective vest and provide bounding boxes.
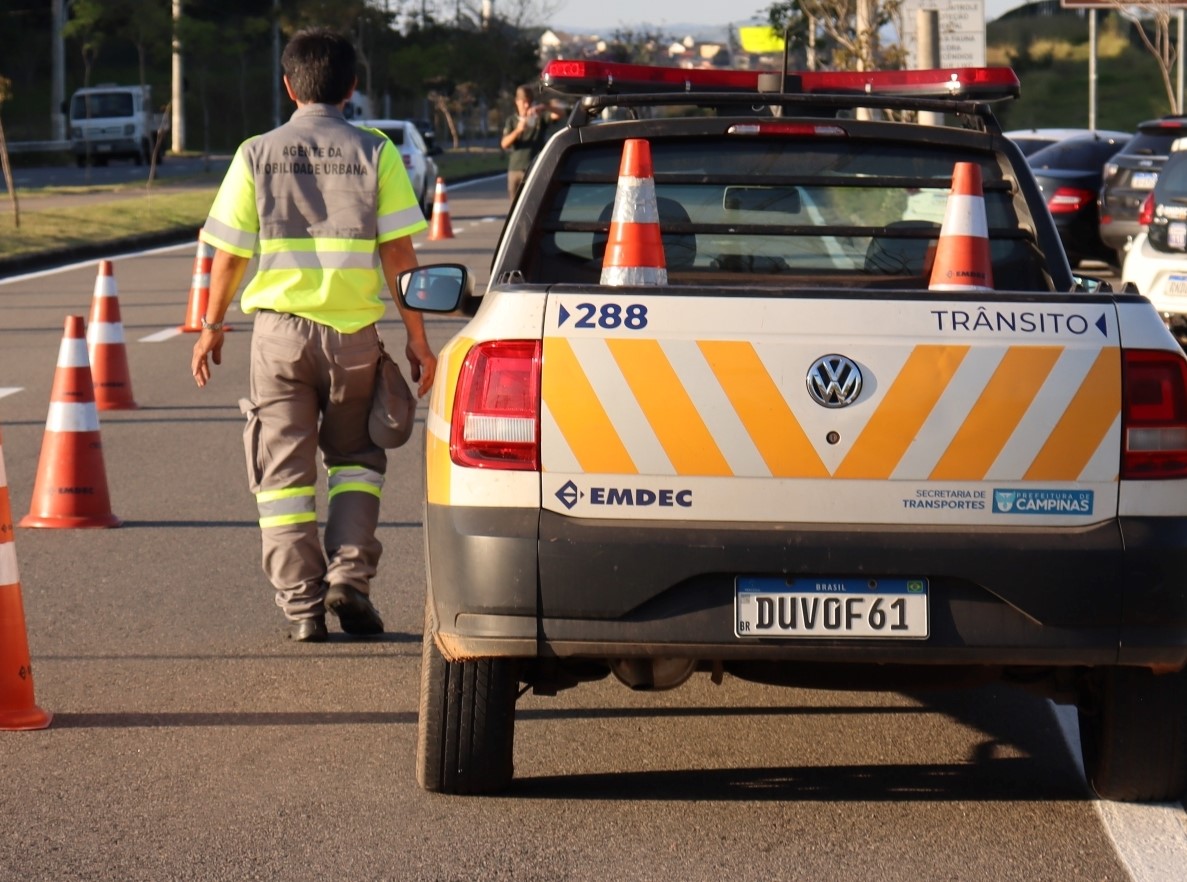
[200,104,427,334]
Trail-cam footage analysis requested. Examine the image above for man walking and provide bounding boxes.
[191,27,433,642]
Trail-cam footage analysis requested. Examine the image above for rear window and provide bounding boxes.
[1122,127,1187,157]
[375,127,406,146]
[1154,153,1187,200]
[528,136,1051,290]
[1028,137,1128,170]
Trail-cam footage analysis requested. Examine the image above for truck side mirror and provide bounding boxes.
[397,264,471,313]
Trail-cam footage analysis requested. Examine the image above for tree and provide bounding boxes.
[765,0,906,72]
[0,75,19,229]
[62,0,107,90]
[1099,2,1181,114]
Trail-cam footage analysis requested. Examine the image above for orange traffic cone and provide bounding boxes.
[928,162,994,293]
[180,239,216,333]
[86,259,139,410]
[600,139,667,286]
[20,315,121,529]
[427,178,454,240]
[0,427,53,730]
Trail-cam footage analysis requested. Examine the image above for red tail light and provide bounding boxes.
[451,340,541,470]
[1047,186,1095,214]
[1138,192,1155,227]
[1121,349,1187,479]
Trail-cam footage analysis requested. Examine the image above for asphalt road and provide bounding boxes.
[0,176,1179,881]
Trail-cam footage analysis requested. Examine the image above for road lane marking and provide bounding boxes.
[1051,701,1187,882]
[140,328,183,343]
[0,387,22,399]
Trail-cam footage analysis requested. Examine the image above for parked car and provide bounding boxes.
[1122,142,1187,343]
[351,119,439,216]
[1004,127,1096,157]
[1027,130,1130,267]
[410,117,440,154]
[1099,115,1187,265]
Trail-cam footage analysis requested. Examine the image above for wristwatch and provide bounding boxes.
[201,316,225,331]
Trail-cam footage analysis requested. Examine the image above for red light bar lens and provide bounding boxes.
[728,123,847,137]
[541,60,1020,100]
[542,60,762,93]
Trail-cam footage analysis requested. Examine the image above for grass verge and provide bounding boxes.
[0,147,506,263]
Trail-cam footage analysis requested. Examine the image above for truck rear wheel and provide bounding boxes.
[415,603,520,794]
[1078,666,1187,801]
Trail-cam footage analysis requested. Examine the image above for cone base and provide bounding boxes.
[0,707,52,731]
[19,513,122,529]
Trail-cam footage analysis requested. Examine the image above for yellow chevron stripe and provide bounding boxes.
[1026,347,1120,480]
[835,344,970,479]
[607,338,732,475]
[433,335,474,422]
[930,346,1062,480]
[544,338,637,474]
[698,339,828,478]
[426,336,473,505]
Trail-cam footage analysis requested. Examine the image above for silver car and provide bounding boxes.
[352,118,439,217]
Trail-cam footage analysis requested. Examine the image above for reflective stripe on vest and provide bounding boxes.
[327,465,384,500]
[256,486,316,529]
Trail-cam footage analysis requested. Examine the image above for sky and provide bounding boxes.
[552,0,1027,36]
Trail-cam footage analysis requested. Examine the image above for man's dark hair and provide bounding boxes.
[281,28,357,105]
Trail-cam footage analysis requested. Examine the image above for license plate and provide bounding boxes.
[1132,171,1158,190]
[1169,274,1187,297]
[97,143,111,152]
[1171,223,1187,250]
[735,576,929,639]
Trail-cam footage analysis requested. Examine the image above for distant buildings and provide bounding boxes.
[537,24,787,72]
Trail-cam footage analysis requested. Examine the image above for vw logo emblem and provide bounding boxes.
[806,355,863,408]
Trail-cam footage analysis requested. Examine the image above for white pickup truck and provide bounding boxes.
[68,84,167,167]
[397,61,1187,802]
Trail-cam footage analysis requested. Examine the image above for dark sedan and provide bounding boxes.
[1028,130,1130,267]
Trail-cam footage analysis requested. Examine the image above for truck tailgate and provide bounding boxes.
[540,290,1121,527]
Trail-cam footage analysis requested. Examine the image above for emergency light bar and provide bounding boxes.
[541,60,1020,101]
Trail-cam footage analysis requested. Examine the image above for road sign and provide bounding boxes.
[899,0,987,68]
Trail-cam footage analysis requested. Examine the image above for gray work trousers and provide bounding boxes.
[240,310,388,621]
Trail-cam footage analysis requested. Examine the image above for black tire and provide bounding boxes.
[1078,666,1187,801]
[416,603,520,794]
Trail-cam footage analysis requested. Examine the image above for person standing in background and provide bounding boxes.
[501,84,558,201]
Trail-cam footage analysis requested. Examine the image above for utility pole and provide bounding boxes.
[272,0,281,128]
[172,0,186,153]
[52,0,66,142]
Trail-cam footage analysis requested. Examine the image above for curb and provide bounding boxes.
[0,226,202,279]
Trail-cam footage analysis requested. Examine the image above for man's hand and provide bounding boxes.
[191,329,225,388]
[405,337,437,398]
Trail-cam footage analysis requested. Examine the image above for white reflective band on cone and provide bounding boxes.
[57,338,90,369]
[939,195,989,237]
[601,266,668,285]
[87,323,125,345]
[611,181,660,223]
[46,401,101,433]
[0,543,18,587]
